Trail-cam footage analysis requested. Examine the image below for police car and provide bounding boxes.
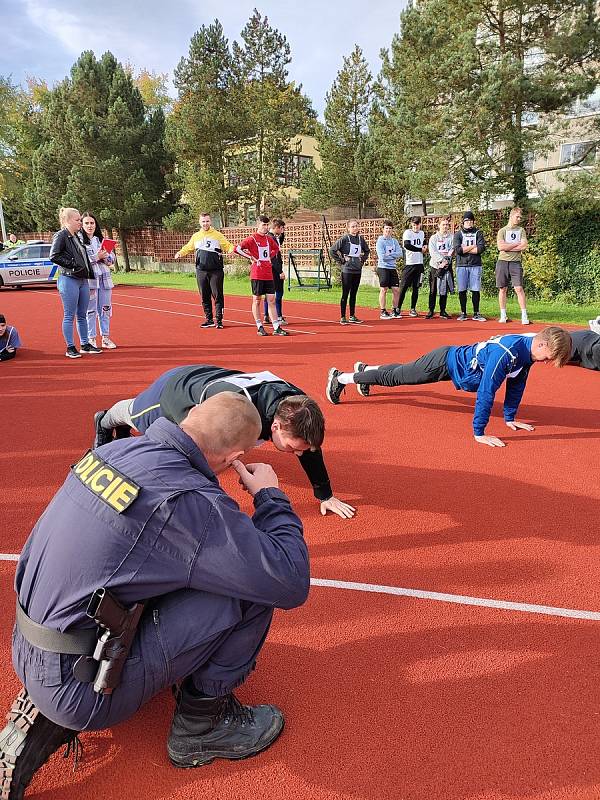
[0,241,58,288]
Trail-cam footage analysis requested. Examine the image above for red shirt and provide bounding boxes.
[236,234,279,280]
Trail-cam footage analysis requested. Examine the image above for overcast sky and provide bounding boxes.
[2,0,409,115]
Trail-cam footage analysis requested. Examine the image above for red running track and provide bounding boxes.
[1,284,599,800]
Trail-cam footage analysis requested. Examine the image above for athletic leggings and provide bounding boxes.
[459,290,480,315]
[340,272,361,317]
[398,265,422,311]
[353,346,452,386]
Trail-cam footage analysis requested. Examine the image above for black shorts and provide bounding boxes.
[377,268,399,288]
[495,260,523,289]
[251,279,275,297]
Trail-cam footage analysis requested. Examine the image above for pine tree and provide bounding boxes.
[232,9,315,217]
[169,20,244,225]
[300,46,374,217]
[25,51,176,269]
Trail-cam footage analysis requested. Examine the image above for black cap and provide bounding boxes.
[0,314,5,324]
[463,210,475,221]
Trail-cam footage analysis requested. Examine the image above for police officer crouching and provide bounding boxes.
[0,393,309,799]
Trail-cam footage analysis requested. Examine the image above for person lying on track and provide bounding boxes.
[569,328,600,371]
[326,327,572,448]
[94,364,355,518]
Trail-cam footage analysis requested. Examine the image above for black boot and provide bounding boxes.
[0,688,80,800]
[167,682,284,768]
[93,410,113,448]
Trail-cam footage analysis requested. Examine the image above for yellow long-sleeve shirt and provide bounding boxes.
[177,227,234,259]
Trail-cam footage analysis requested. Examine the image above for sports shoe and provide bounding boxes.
[348,316,363,324]
[216,321,223,329]
[457,313,468,321]
[326,368,345,404]
[167,685,284,769]
[65,345,81,359]
[589,317,600,334]
[340,317,349,325]
[257,326,268,336]
[425,311,434,319]
[380,310,391,319]
[101,336,117,349]
[392,308,401,318]
[472,313,487,322]
[273,327,289,336]
[200,320,216,329]
[0,688,80,800]
[93,410,113,448]
[521,318,531,326]
[263,315,270,324]
[498,317,511,323]
[440,311,451,319]
[278,317,288,326]
[80,343,102,354]
[409,309,418,318]
[354,361,370,397]
[89,338,98,348]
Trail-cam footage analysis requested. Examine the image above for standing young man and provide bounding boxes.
[330,219,370,325]
[263,218,286,326]
[427,217,455,319]
[496,207,530,325]
[375,220,402,318]
[399,216,428,317]
[236,216,288,336]
[326,327,572,447]
[175,212,234,329]
[453,211,487,322]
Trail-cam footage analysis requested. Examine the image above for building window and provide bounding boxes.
[559,141,596,167]
[276,153,313,187]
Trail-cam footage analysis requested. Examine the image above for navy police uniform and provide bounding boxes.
[13,417,309,731]
[124,365,334,501]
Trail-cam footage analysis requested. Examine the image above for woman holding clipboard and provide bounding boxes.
[81,212,118,349]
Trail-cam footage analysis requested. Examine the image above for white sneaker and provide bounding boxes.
[102,337,117,349]
[89,338,98,348]
[589,317,600,334]
[521,318,531,326]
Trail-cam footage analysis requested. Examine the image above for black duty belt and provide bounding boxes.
[15,601,97,655]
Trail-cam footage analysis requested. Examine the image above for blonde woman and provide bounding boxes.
[49,208,102,358]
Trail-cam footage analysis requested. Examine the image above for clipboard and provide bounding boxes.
[100,238,118,254]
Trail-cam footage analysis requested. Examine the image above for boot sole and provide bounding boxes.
[167,716,284,769]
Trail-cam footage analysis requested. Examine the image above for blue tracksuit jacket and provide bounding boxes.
[446,334,535,436]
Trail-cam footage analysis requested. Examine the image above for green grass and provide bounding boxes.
[114,270,597,326]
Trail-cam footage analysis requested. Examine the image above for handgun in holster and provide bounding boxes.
[86,588,146,695]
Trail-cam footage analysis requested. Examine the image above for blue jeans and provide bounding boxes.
[87,286,113,338]
[57,275,90,347]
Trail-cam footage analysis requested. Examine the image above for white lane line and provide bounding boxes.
[111,302,316,335]
[0,551,596,620]
[115,290,377,328]
[311,578,600,621]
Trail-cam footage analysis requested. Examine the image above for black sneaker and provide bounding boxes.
[409,309,418,318]
[457,313,468,321]
[340,317,349,325]
[200,320,216,329]
[0,688,80,800]
[257,326,268,336]
[80,343,102,354]
[65,345,81,359]
[273,327,289,336]
[348,316,363,324]
[472,313,487,322]
[392,308,401,318]
[93,410,113,448]
[440,311,451,319]
[326,367,345,404]
[167,688,284,768]
[426,311,434,319]
[354,361,370,397]
[380,310,391,319]
[216,321,223,329]
[263,315,270,324]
